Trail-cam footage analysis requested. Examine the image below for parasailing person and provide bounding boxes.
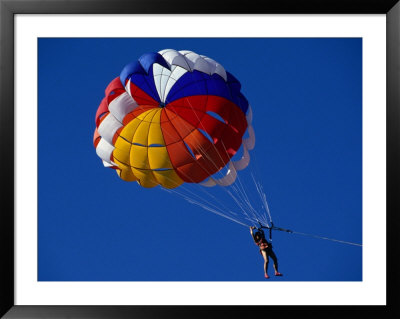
[250,225,283,279]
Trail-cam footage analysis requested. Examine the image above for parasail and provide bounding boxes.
[92,48,363,248]
[93,49,255,190]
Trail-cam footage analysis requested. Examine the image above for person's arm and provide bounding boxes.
[250,226,255,236]
[250,226,257,243]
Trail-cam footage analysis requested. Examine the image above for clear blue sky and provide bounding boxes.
[38,38,362,281]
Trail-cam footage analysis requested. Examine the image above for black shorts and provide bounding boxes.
[259,246,272,254]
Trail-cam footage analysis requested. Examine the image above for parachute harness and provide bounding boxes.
[256,220,293,242]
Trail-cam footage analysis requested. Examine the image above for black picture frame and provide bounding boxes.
[1,0,399,318]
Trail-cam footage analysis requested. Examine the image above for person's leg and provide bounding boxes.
[261,250,270,278]
[268,249,282,276]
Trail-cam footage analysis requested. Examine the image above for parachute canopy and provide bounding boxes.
[94,49,252,189]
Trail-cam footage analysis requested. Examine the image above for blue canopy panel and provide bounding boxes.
[120,61,145,85]
[119,52,171,103]
[226,71,242,91]
[128,66,161,103]
[138,52,170,73]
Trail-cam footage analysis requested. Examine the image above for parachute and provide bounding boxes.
[92,49,363,247]
[93,49,255,190]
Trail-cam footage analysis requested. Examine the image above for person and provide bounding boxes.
[250,226,283,279]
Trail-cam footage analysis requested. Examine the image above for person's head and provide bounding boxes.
[254,231,262,241]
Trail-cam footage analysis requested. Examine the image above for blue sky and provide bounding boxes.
[38,38,362,281]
